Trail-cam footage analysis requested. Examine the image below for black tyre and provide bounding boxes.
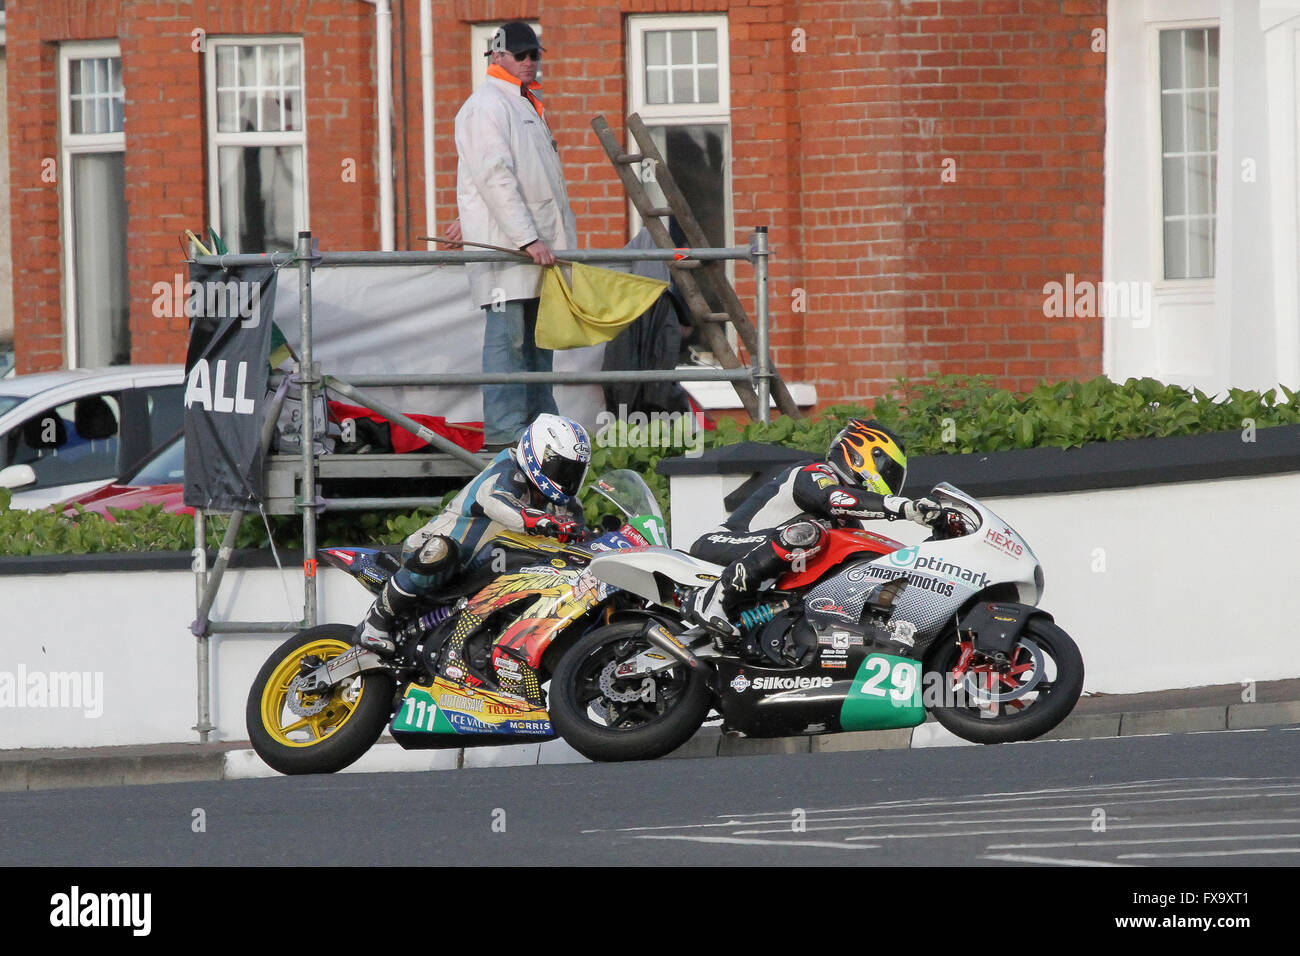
[246,625,396,775]
[549,621,712,762]
[924,617,1084,744]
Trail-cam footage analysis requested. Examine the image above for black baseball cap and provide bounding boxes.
[486,21,544,57]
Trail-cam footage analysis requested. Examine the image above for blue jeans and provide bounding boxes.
[481,298,558,445]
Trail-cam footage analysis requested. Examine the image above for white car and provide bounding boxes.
[0,365,185,510]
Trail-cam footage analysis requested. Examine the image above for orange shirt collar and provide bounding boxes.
[486,63,543,117]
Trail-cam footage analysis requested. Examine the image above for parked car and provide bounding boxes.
[57,431,189,519]
[0,365,185,510]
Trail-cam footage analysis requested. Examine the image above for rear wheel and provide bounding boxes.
[549,621,712,762]
[246,625,396,774]
[924,617,1083,744]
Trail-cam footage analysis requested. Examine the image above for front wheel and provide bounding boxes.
[549,621,712,762]
[924,617,1083,744]
[246,625,396,775]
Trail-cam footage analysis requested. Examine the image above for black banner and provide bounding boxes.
[182,264,277,510]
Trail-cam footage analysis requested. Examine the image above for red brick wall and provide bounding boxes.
[8,0,379,372]
[896,0,1107,395]
[9,0,1106,403]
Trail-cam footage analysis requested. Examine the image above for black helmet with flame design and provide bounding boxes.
[826,419,907,495]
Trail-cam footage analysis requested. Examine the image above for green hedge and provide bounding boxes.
[4,375,1298,556]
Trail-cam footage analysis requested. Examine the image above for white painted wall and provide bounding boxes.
[3,469,1298,750]
[671,470,1300,695]
[1105,0,1300,392]
[0,566,370,750]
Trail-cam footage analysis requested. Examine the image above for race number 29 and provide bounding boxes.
[859,657,919,703]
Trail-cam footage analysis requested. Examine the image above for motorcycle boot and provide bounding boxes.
[695,522,827,653]
[354,535,460,658]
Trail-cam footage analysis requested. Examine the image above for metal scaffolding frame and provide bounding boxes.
[186,229,772,741]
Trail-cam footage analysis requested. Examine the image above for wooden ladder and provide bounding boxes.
[591,113,803,421]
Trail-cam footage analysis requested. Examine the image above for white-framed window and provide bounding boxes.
[60,41,128,367]
[205,37,308,254]
[1158,26,1219,281]
[627,16,732,248]
[469,21,542,91]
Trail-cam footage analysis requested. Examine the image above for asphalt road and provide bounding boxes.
[2,726,1297,867]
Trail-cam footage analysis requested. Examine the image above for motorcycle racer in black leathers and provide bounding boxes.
[688,419,939,638]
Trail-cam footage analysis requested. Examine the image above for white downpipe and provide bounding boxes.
[421,0,436,250]
[361,0,396,251]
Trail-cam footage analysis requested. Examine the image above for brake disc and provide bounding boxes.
[286,674,332,717]
[598,660,652,704]
[961,638,1046,704]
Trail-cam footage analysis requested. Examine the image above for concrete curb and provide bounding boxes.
[2,697,1296,793]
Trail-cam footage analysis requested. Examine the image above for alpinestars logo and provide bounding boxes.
[752,676,833,691]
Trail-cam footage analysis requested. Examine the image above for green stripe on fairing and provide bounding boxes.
[391,687,459,734]
[838,652,926,731]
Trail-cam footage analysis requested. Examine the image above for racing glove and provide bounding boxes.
[520,509,582,541]
[883,495,942,526]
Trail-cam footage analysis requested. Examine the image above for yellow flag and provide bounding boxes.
[536,262,669,350]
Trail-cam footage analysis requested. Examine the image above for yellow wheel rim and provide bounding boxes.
[259,638,368,748]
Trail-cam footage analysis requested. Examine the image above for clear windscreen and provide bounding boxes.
[590,469,663,521]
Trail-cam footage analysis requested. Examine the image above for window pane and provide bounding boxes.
[1159,28,1219,280]
[70,153,130,366]
[698,66,719,103]
[697,29,718,65]
[217,91,238,133]
[12,396,123,488]
[1162,157,1186,216]
[1185,94,1208,151]
[650,124,728,248]
[1185,30,1207,88]
[670,30,691,63]
[646,70,667,105]
[68,56,124,135]
[261,93,283,132]
[1163,220,1188,279]
[1187,219,1213,278]
[671,68,694,103]
[1159,30,1181,89]
[646,32,667,67]
[1208,90,1218,150]
[1187,153,1212,216]
[283,44,302,86]
[1160,92,1184,151]
[217,46,237,88]
[284,88,303,131]
[218,145,303,254]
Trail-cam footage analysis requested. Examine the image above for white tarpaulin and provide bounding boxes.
[272,265,605,433]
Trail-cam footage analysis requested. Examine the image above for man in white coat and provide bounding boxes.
[451,21,578,450]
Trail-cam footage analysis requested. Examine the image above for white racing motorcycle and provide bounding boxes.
[545,483,1085,761]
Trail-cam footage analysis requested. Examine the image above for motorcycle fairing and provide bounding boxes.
[715,647,924,738]
[389,675,555,749]
[460,563,610,669]
[776,527,902,590]
[318,547,400,596]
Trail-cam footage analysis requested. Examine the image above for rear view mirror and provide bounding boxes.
[0,464,37,490]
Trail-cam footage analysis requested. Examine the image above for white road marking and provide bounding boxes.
[717,779,1300,818]
[1119,847,1300,859]
[634,835,876,850]
[738,818,1118,837]
[581,820,747,834]
[980,853,1134,867]
[713,791,1300,832]
[988,832,1300,849]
